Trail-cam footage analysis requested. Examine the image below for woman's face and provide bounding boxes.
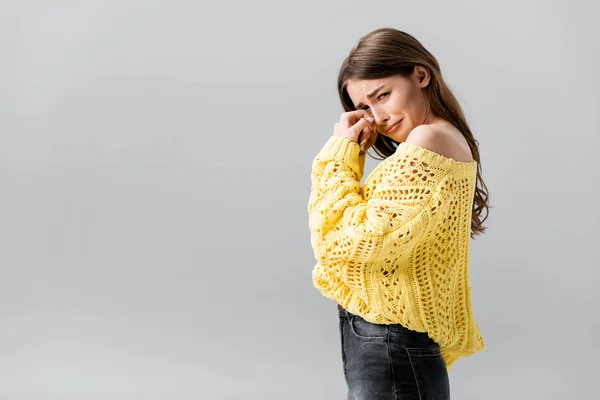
[345,66,434,142]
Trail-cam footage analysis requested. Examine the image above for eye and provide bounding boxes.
[359,92,389,111]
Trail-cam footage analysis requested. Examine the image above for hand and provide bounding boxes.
[358,123,379,155]
[333,110,377,153]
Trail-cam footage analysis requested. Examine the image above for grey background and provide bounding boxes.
[1,1,599,399]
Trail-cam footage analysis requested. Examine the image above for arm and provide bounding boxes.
[308,135,445,269]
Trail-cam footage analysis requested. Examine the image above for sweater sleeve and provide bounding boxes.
[307,135,445,270]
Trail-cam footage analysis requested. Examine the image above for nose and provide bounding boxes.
[366,108,389,131]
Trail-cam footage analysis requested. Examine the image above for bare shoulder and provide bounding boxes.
[404,124,474,162]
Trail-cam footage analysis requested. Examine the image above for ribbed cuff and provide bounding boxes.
[317,135,365,181]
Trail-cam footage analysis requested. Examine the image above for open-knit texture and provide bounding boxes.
[308,135,485,371]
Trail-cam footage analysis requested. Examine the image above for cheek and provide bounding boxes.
[390,92,410,108]
[389,96,408,114]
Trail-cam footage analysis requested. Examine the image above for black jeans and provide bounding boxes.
[338,306,450,399]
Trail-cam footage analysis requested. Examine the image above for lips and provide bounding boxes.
[385,119,403,134]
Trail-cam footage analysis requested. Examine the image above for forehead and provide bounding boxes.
[345,78,385,95]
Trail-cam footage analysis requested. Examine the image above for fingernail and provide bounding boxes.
[366,117,374,122]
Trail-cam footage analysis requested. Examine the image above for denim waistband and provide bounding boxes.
[337,304,353,318]
[337,305,424,337]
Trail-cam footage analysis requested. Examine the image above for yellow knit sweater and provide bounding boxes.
[307,135,485,371]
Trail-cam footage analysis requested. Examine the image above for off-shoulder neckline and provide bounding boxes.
[396,141,478,173]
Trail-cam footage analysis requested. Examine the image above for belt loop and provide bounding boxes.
[337,304,352,324]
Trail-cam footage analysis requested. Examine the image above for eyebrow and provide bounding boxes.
[354,85,385,109]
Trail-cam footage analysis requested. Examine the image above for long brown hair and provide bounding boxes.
[338,28,490,238]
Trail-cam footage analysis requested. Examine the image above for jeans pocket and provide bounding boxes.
[348,315,387,340]
[405,346,450,399]
[406,346,442,357]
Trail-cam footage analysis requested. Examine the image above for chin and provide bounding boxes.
[387,132,406,143]
[384,126,407,143]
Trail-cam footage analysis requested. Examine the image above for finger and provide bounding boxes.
[358,129,369,144]
[343,109,371,118]
[359,130,372,151]
[362,126,377,145]
[359,133,370,147]
[342,110,374,125]
[351,118,372,135]
[360,119,376,137]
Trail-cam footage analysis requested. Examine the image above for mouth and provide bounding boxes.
[384,119,403,135]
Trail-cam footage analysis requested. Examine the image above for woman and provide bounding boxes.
[307,28,490,399]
